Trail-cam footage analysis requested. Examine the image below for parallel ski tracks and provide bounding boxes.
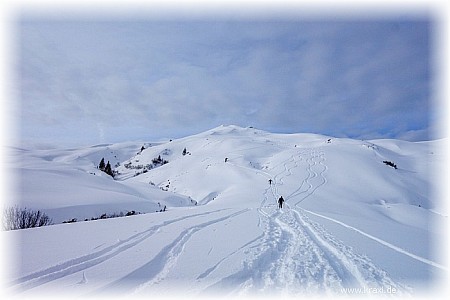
[10,146,411,296]
[9,208,246,294]
[208,204,405,295]
[231,148,407,295]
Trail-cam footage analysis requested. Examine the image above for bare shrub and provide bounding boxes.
[2,206,53,231]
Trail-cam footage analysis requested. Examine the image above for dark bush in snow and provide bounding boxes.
[63,218,77,224]
[2,206,53,230]
[66,211,139,224]
[124,155,169,178]
[156,202,168,212]
[152,155,169,166]
[383,160,397,169]
[182,148,191,156]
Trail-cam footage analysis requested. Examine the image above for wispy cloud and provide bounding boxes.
[18,18,433,146]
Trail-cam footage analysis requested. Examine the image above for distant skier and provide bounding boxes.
[269,179,272,185]
[278,196,285,209]
[225,157,228,163]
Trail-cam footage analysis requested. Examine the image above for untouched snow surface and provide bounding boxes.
[2,125,448,298]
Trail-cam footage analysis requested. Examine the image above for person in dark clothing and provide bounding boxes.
[278,196,284,209]
[269,179,272,185]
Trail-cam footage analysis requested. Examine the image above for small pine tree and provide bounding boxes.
[104,161,114,177]
[99,158,106,171]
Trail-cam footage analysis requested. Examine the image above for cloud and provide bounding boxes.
[17,19,432,146]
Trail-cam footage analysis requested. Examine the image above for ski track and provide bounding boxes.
[206,206,405,295]
[205,148,407,296]
[302,208,448,271]
[196,232,266,281]
[12,145,413,296]
[290,209,405,292]
[121,208,250,295]
[9,208,233,293]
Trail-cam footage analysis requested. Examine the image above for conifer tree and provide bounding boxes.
[99,158,106,171]
[104,161,114,177]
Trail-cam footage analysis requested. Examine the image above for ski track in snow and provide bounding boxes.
[9,208,233,293]
[10,142,420,296]
[102,209,250,295]
[302,208,447,271]
[204,206,404,295]
[202,148,407,296]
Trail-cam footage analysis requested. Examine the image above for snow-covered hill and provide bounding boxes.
[5,141,195,224]
[2,125,448,298]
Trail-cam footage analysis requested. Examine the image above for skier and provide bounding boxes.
[269,179,272,185]
[278,196,285,209]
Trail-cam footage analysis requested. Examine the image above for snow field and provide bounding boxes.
[2,125,447,298]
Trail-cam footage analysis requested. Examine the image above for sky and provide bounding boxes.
[13,6,441,147]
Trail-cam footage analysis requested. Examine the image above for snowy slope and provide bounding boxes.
[6,141,194,223]
[2,125,448,298]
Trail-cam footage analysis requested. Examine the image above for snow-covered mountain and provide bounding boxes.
[2,125,448,298]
